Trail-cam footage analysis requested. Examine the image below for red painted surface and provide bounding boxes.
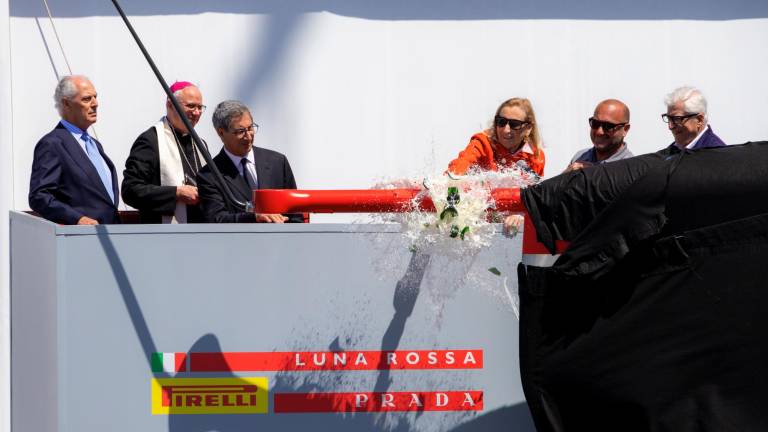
[252,188,569,255]
[189,350,483,372]
[274,391,484,413]
[252,188,524,214]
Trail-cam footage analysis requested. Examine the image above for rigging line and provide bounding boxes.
[40,1,101,144]
[41,0,72,76]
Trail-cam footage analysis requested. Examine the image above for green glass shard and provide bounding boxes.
[460,226,470,240]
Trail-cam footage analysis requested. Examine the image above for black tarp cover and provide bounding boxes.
[518,142,768,431]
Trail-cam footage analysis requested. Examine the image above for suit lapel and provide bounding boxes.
[253,148,272,189]
[214,150,251,202]
[56,125,114,205]
[696,127,714,149]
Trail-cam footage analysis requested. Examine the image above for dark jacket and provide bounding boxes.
[197,147,301,223]
[122,126,205,223]
[29,122,120,224]
[663,125,727,154]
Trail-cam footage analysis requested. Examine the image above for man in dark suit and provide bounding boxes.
[661,86,726,153]
[29,75,120,225]
[197,100,301,223]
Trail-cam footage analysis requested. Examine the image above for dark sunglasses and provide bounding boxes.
[588,117,627,132]
[494,116,529,130]
[661,113,698,125]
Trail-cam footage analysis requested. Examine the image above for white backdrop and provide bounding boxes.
[2,1,768,430]
[6,1,768,213]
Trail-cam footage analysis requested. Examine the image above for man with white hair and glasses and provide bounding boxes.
[661,86,726,153]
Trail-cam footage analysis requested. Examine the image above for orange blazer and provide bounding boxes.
[448,132,545,176]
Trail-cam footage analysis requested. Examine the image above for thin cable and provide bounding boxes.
[41,0,72,76]
[40,1,100,143]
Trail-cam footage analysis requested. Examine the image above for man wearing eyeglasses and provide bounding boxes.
[197,100,301,223]
[661,86,726,153]
[122,81,208,223]
[564,99,633,173]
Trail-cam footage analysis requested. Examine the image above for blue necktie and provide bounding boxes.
[82,133,115,202]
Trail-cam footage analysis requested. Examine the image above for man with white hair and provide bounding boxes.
[662,86,726,152]
[122,81,208,223]
[29,75,120,224]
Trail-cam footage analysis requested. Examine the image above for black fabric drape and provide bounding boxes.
[522,142,768,278]
[521,152,667,255]
[518,142,768,431]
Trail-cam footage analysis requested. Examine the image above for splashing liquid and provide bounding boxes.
[368,165,539,255]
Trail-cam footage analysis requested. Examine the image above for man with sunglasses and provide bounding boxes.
[122,81,208,223]
[661,86,725,153]
[564,99,633,173]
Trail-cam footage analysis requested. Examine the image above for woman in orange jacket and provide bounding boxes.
[447,97,545,234]
[448,97,545,176]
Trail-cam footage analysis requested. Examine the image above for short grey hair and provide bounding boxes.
[665,86,708,121]
[53,75,88,115]
[212,100,251,131]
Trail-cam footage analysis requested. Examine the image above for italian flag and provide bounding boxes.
[151,352,187,373]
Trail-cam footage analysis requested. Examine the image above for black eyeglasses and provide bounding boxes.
[588,117,627,132]
[494,116,529,130]
[229,123,260,137]
[661,113,698,126]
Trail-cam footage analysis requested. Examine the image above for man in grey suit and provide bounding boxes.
[197,100,301,223]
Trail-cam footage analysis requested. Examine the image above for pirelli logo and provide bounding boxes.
[151,377,268,415]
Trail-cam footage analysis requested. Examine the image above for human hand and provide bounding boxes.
[503,214,524,237]
[176,185,199,204]
[563,161,593,173]
[77,216,99,225]
[255,213,288,223]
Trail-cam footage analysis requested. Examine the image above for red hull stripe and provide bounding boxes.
[189,350,483,372]
[174,352,187,372]
[274,391,484,413]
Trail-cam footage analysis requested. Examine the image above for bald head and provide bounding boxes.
[589,98,630,161]
[594,99,630,123]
